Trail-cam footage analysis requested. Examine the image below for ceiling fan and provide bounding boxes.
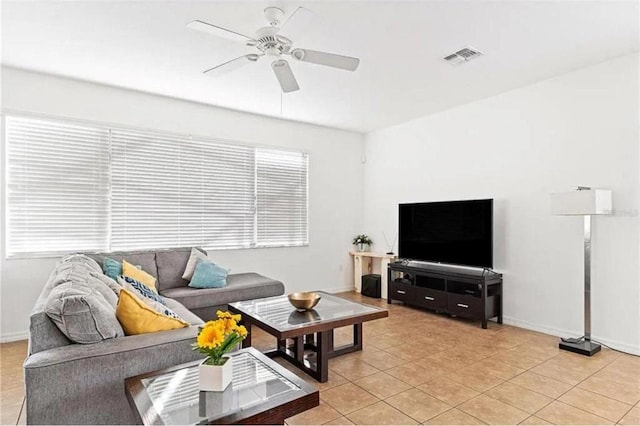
[187,6,360,93]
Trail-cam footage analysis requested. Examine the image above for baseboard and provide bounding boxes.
[502,315,640,356]
[325,286,356,294]
[0,331,29,343]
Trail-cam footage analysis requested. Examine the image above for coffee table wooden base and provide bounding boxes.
[243,322,363,383]
[229,292,388,384]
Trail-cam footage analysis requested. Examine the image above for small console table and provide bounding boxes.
[350,251,396,299]
[387,261,503,329]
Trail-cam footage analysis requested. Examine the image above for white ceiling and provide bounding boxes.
[2,1,638,133]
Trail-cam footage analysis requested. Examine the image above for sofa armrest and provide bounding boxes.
[24,326,205,425]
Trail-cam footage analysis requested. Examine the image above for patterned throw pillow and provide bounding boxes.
[188,258,229,289]
[117,275,165,305]
[116,289,188,335]
[122,260,157,292]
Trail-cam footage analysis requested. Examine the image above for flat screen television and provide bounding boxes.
[399,199,493,268]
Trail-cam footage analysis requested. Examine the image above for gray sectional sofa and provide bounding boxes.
[24,247,284,425]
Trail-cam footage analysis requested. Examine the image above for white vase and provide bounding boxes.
[199,357,233,392]
[357,243,368,252]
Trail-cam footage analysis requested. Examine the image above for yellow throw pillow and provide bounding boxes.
[116,289,189,335]
[122,260,157,292]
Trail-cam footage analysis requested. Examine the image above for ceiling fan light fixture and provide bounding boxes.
[291,48,305,61]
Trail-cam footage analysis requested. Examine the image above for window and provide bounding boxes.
[256,149,308,247]
[110,129,256,251]
[5,116,110,256]
[4,115,309,257]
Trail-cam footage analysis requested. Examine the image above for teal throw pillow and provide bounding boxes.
[188,259,228,289]
[103,257,122,280]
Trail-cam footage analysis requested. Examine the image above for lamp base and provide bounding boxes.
[559,338,601,356]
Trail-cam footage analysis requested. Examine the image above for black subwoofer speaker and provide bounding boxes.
[362,274,381,298]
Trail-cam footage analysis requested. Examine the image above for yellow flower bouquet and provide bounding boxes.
[193,311,248,366]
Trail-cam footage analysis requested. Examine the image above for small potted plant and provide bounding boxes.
[193,311,248,391]
[352,234,373,252]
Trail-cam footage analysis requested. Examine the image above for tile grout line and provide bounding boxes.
[524,350,626,423]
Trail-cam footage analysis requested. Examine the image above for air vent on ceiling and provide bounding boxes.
[443,47,483,65]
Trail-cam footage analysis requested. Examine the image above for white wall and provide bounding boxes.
[363,54,640,354]
[0,67,365,341]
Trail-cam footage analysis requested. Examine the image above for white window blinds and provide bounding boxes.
[5,116,110,256]
[5,115,309,257]
[256,149,308,247]
[110,129,256,251]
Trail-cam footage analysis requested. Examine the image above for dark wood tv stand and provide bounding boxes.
[387,261,503,329]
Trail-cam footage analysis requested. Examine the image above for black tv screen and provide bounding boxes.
[399,199,493,268]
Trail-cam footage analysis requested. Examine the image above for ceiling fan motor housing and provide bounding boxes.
[255,26,291,55]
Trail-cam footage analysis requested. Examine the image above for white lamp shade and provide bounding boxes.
[551,189,612,216]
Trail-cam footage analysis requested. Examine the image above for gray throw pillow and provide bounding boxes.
[181,248,209,280]
[58,254,102,274]
[87,274,120,308]
[45,282,124,344]
[90,271,122,297]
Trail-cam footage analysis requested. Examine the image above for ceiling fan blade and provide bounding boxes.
[187,20,255,44]
[271,59,299,93]
[204,54,260,76]
[277,7,315,40]
[290,48,359,71]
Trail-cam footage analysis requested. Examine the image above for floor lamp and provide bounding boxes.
[550,187,612,356]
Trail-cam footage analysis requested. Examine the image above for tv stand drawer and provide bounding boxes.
[389,281,414,303]
[447,294,482,319]
[415,288,447,310]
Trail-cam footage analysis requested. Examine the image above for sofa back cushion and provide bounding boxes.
[87,251,158,282]
[45,281,125,343]
[156,248,207,292]
[43,258,125,344]
[29,267,72,354]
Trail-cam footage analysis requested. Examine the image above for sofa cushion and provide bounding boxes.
[86,274,119,308]
[155,248,201,292]
[118,275,165,305]
[51,262,119,308]
[189,259,228,289]
[90,272,122,296]
[181,247,209,281]
[103,257,122,280]
[163,298,204,326]
[45,282,124,344]
[87,251,158,284]
[122,260,157,291]
[58,254,103,274]
[116,289,189,335]
[160,273,284,311]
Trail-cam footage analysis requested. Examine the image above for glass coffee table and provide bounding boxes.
[125,347,318,425]
[229,291,388,382]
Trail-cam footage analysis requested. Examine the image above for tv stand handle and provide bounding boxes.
[396,290,406,295]
[457,303,469,308]
[424,296,434,301]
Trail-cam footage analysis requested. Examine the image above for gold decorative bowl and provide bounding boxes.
[288,292,321,311]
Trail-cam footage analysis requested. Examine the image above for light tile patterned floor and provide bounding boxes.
[276,291,640,425]
[1,291,639,425]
